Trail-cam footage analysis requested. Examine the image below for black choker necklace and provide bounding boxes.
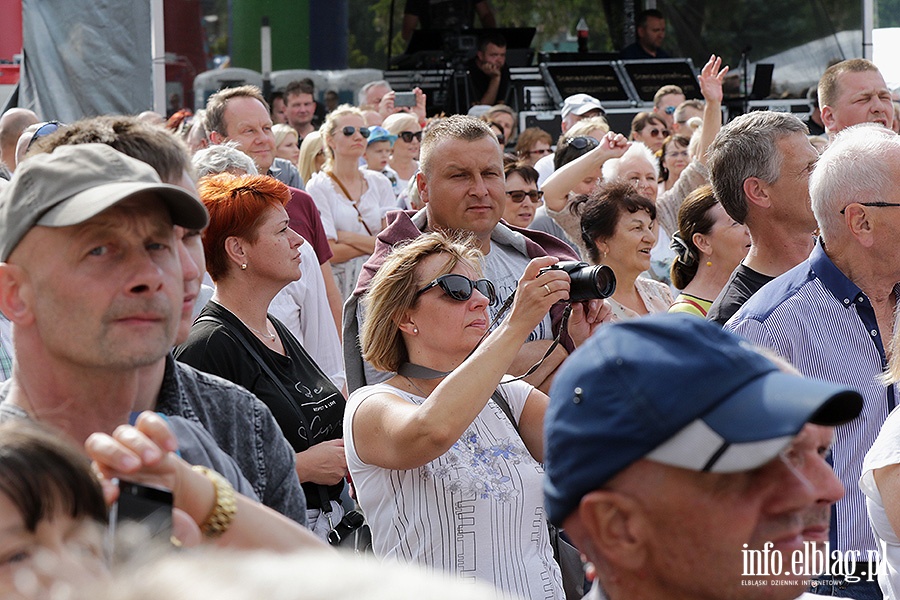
[397,362,450,379]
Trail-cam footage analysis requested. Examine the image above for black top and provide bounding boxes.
[175,301,345,508]
[707,264,775,326]
[619,43,672,60]
[466,56,511,106]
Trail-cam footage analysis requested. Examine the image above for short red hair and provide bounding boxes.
[198,173,291,281]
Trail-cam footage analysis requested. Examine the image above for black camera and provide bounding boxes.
[540,261,616,302]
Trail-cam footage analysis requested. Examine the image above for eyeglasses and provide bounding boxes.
[566,136,599,151]
[25,121,63,153]
[665,150,689,159]
[840,202,900,214]
[646,127,670,138]
[416,273,497,303]
[398,130,422,143]
[528,148,553,156]
[506,190,544,203]
[341,126,370,138]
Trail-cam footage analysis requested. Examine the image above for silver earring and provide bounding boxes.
[241,263,247,270]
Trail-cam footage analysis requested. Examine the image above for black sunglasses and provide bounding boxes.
[25,121,63,153]
[566,136,599,151]
[840,201,900,214]
[647,127,670,137]
[398,130,422,143]
[416,273,497,303]
[506,190,544,203]
[341,126,370,138]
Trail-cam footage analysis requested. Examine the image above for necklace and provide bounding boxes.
[245,322,277,342]
[403,375,430,397]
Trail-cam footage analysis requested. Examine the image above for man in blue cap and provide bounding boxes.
[544,314,862,600]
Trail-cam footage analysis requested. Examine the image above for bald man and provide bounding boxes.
[0,108,38,175]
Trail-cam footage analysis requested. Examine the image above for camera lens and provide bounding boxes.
[568,264,616,302]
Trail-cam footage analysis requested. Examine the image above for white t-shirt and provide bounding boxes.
[268,241,345,392]
[535,153,555,187]
[484,242,553,342]
[306,168,397,240]
[860,406,900,599]
[344,378,563,600]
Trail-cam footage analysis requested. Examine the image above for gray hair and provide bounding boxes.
[602,142,658,181]
[810,123,900,244]
[358,80,392,107]
[707,111,808,224]
[192,141,259,177]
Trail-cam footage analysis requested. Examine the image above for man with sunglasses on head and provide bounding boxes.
[344,115,609,395]
[653,85,686,131]
[725,124,900,599]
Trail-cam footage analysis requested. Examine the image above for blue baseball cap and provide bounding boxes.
[543,313,862,526]
[366,126,397,146]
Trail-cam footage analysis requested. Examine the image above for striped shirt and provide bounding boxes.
[725,239,897,558]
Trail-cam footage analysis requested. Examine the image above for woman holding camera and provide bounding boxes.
[344,231,601,599]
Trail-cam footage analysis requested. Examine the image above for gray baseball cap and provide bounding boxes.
[0,143,209,261]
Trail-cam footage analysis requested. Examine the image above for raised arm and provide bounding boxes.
[351,256,571,470]
[542,131,629,212]
[695,54,728,165]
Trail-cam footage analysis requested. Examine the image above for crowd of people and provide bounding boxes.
[0,7,900,600]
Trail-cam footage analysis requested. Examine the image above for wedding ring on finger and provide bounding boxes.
[543,284,551,295]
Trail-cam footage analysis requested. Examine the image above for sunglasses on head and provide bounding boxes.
[341,126,370,138]
[416,273,497,303]
[398,130,422,143]
[506,190,544,203]
[26,121,63,153]
[566,136,599,151]
[647,127,670,137]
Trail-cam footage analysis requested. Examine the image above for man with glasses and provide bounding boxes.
[726,124,900,599]
[343,115,605,394]
[546,314,861,600]
[653,85,686,131]
[706,111,817,326]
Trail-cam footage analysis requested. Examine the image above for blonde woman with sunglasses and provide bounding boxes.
[346,231,600,600]
[306,105,396,298]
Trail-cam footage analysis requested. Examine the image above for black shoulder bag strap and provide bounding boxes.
[194,315,336,521]
[490,387,519,434]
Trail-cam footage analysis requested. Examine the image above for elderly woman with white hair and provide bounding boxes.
[542,54,728,285]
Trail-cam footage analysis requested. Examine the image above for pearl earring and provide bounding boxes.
[413,326,418,334]
[241,263,247,270]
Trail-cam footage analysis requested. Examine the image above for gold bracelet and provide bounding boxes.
[190,465,237,538]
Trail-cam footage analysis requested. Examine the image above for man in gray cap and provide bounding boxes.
[544,313,862,600]
[0,144,297,516]
[534,93,607,184]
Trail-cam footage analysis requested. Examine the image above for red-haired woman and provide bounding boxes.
[174,174,348,539]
